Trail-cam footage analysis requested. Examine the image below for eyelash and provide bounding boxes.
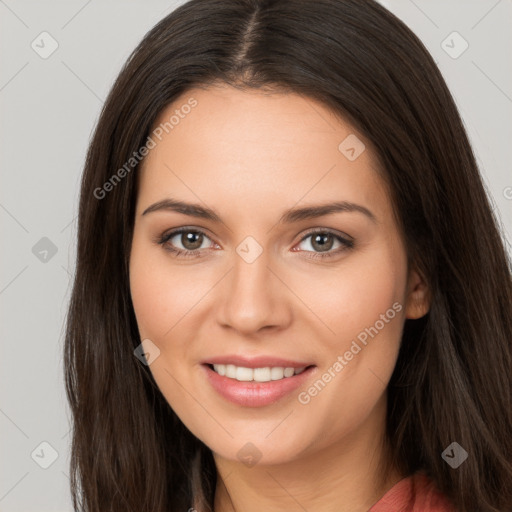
[155,227,354,260]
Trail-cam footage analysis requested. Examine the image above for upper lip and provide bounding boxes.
[202,355,315,369]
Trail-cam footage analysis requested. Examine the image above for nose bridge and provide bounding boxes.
[218,235,290,333]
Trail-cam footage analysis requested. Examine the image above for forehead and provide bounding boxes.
[137,84,389,224]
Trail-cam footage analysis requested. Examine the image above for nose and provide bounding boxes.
[216,247,292,336]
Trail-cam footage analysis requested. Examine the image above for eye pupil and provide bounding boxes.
[311,233,333,252]
[182,231,203,250]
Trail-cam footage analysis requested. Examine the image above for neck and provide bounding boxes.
[212,394,403,512]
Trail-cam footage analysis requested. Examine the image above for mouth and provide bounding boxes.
[206,363,312,382]
[201,361,317,407]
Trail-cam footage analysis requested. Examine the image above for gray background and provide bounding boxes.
[1,1,511,510]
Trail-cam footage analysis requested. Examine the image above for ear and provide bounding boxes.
[404,267,431,319]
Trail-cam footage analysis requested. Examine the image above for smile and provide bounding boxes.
[210,364,308,382]
[202,363,316,407]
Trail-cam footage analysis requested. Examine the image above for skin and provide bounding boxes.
[129,83,430,512]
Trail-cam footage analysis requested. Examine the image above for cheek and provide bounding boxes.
[129,239,199,399]
[292,240,407,418]
[129,254,169,340]
[294,239,407,351]
[129,239,217,443]
[129,236,206,341]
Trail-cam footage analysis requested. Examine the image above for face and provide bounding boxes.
[129,84,429,466]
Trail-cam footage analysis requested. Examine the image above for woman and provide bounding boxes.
[64,1,512,511]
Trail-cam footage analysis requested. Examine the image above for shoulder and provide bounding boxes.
[369,471,456,512]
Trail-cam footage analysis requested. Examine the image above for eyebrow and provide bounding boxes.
[141,197,377,224]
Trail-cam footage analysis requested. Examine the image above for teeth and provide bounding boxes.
[212,364,307,382]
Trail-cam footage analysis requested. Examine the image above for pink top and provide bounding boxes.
[369,472,455,511]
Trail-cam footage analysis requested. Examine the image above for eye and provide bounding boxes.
[157,227,216,258]
[293,229,354,260]
[156,227,354,260]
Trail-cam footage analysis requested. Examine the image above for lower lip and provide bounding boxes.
[202,364,316,407]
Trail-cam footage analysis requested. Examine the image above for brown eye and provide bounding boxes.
[157,228,213,257]
[309,233,335,252]
[177,231,204,250]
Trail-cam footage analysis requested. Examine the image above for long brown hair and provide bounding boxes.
[63,1,512,510]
